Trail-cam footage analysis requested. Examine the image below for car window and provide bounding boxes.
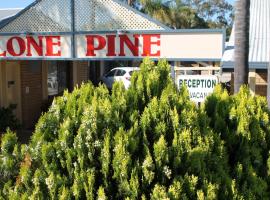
[115,69,126,76]
[129,70,139,76]
[106,69,117,77]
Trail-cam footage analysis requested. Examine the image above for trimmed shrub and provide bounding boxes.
[1,58,270,199]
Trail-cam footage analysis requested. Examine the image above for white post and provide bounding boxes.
[267,62,270,108]
[249,69,256,96]
[171,62,175,82]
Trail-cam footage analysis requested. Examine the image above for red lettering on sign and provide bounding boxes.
[45,36,61,56]
[142,34,160,56]
[7,37,26,56]
[106,35,116,56]
[83,34,162,57]
[0,50,6,56]
[26,36,43,56]
[0,43,6,57]
[86,35,106,56]
[119,35,139,56]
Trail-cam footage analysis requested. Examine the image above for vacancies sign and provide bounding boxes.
[0,32,224,60]
[177,75,218,103]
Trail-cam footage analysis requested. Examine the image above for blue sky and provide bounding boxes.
[0,0,35,8]
[0,0,234,8]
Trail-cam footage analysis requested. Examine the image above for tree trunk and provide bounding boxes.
[127,0,133,6]
[234,0,250,93]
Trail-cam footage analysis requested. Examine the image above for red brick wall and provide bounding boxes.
[20,61,43,129]
[77,61,89,85]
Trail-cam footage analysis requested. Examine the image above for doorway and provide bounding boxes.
[3,61,22,122]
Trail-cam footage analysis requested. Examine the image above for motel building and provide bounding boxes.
[222,0,270,96]
[0,0,224,130]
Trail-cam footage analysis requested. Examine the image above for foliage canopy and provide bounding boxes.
[140,0,233,30]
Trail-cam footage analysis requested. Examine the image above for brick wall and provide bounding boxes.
[76,61,89,85]
[21,61,43,129]
[255,71,267,96]
[255,85,267,96]
[256,72,267,84]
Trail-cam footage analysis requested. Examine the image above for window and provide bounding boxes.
[115,69,126,76]
[47,61,71,96]
[129,70,138,76]
[106,69,117,77]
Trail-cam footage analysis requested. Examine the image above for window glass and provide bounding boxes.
[47,61,58,96]
[129,70,138,76]
[57,61,68,93]
[47,61,70,96]
[115,69,126,76]
[106,69,117,77]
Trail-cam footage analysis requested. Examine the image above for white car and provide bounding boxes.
[101,67,139,89]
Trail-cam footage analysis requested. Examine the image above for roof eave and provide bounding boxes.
[222,61,269,69]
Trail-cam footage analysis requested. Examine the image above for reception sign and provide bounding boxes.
[177,75,219,103]
[0,31,224,60]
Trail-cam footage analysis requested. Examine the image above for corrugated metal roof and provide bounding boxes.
[0,8,22,21]
[222,0,270,69]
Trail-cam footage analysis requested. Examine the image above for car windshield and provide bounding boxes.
[115,69,126,76]
[106,70,117,77]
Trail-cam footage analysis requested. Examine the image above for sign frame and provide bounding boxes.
[0,29,225,61]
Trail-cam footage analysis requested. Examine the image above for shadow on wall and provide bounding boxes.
[0,105,21,133]
[0,105,32,144]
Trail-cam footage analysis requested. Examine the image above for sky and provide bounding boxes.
[0,0,235,9]
[0,0,34,9]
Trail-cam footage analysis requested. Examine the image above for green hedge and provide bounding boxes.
[1,58,270,199]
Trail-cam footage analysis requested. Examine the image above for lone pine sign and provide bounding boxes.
[0,31,224,60]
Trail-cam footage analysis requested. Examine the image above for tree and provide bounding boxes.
[182,0,233,29]
[140,0,208,29]
[234,0,250,93]
[1,59,270,199]
[140,0,233,29]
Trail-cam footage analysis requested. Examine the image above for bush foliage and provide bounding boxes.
[1,59,270,199]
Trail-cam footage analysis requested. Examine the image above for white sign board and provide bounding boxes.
[76,33,223,59]
[0,35,72,59]
[177,75,219,103]
[0,32,224,60]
